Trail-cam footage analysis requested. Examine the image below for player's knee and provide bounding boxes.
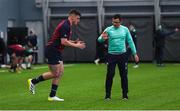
[53,71,63,78]
[59,70,64,77]
[53,72,60,78]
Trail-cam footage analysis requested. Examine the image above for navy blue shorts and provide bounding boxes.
[45,46,62,65]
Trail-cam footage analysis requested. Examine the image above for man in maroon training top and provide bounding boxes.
[28,9,85,101]
[8,44,25,72]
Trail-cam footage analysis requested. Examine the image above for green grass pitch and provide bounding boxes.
[0,63,180,110]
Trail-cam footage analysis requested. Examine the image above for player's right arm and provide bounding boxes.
[98,28,109,43]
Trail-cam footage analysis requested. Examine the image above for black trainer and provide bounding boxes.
[122,94,128,100]
[105,95,111,101]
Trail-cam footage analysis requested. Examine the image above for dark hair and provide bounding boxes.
[69,9,81,17]
[113,14,122,20]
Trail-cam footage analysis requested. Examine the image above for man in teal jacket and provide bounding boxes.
[98,14,139,100]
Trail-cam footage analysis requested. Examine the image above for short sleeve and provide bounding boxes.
[59,23,70,38]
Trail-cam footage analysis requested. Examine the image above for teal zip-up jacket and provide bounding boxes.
[98,25,137,55]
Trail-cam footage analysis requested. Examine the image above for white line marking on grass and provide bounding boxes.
[0,64,75,72]
[173,63,180,66]
[0,70,6,72]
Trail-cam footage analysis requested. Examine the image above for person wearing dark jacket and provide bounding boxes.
[0,37,6,67]
[154,25,179,66]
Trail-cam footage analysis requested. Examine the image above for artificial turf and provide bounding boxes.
[0,63,180,110]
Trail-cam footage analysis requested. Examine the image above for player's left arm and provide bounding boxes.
[126,28,139,62]
[59,29,85,49]
[126,28,136,54]
[61,38,86,49]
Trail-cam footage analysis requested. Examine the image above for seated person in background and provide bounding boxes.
[26,30,38,65]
